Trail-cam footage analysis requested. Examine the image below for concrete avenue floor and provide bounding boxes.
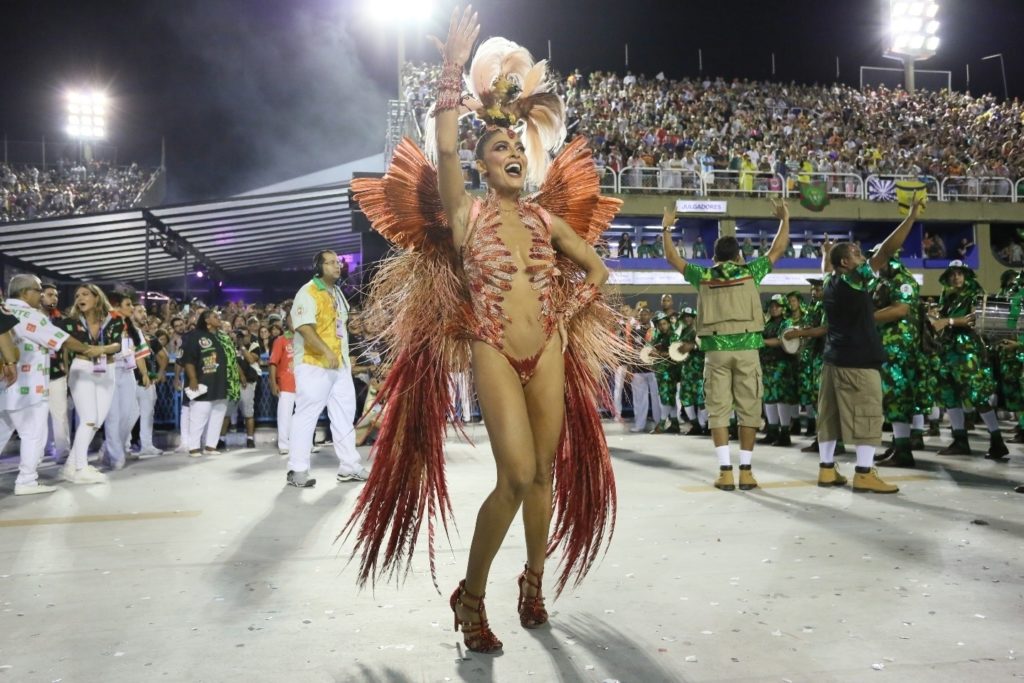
[0,423,1021,683]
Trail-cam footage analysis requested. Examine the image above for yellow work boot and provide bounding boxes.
[714,466,735,491]
[738,465,758,491]
[852,467,899,494]
[817,463,847,488]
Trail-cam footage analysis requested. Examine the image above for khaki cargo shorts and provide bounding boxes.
[703,349,763,429]
[816,363,883,446]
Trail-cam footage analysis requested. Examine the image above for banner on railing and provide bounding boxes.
[675,199,728,214]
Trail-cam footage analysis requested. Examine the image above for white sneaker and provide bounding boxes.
[65,465,107,484]
[337,467,370,483]
[138,447,164,457]
[14,483,57,496]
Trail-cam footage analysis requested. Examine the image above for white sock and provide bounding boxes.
[684,405,696,420]
[764,403,780,425]
[819,439,837,464]
[661,404,675,420]
[855,444,875,469]
[698,408,708,427]
[948,407,965,430]
[739,449,752,466]
[778,403,797,425]
[979,410,1000,433]
[929,406,941,421]
[892,422,911,439]
[911,414,925,430]
[806,405,817,419]
[715,445,731,467]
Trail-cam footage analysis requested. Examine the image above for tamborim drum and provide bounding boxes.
[780,331,801,355]
[668,341,689,363]
[974,295,1024,339]
[639,345,657,365]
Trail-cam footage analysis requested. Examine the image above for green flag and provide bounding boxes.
[798,180,830,212]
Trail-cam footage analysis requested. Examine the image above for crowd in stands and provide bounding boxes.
[402,62,1024,194]
[0,159,155,223]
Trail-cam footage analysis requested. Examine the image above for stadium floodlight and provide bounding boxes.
[889,0,940,60]
[365,0,433,25]
[363,0,434,101]
[65,90,108,141]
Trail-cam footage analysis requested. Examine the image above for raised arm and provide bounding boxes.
[661,203,688,275]
[765,198,790,264]
[821,235,835,275]
[428,6,480,245]
[869,197,923,273]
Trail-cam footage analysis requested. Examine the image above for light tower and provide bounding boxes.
[65,90,108,161]
[887,1,941,93]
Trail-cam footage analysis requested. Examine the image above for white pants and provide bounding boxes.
[631,371,661,430]
[449,371,473,420]
[612,366,627,417]
[104,366,140,468]
[136,384,158,451]
[0,402,50,486]
[288,364,360,475]
[276,391,295,450]
[46,375,71,459]
[68,358,116,470]
[189,400,228,451]
[178,403,191,452]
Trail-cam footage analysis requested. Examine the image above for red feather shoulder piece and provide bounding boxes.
[350,137,449,254]
[530,136,622,245]
[343,137,470,591]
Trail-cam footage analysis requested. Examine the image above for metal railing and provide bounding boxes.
[940,176,1015,202]
[702,169,787,197]
[799,172,865,199]
[864,174,941,201]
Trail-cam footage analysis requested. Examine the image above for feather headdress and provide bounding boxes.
[425,37,566,187]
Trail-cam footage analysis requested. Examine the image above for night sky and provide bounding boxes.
[1,0,1020,203]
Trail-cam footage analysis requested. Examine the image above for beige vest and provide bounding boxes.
[696,269,764,338]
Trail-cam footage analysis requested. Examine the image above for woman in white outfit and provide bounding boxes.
[64,285,125,482]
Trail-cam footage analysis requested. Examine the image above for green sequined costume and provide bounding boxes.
[760,316,798,404]
[651,327,682,406]
[874,264,921,423]
[677,323,705,408]
[937,279,996,408]
[215,331,242,402]
[797,300,825,407]
[994,278,1024,410]
[916,304,942,416]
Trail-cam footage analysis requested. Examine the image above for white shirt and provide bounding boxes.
[1,299,71,411]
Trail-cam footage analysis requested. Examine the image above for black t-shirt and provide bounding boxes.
[180,330,228,401]
[822,265,885,369]
[48,314,76,380]
[135,335,163,383]
[0,305,17,335]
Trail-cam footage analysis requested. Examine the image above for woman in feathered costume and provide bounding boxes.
[345,6,624,653]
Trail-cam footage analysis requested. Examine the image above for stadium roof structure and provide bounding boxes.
[0,152,387,283]
[0,183,371,284]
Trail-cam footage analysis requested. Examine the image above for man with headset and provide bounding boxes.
[285,250,368,488]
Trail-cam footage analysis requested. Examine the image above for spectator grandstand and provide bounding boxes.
[402,62,1024,200]
[0,159,158,223]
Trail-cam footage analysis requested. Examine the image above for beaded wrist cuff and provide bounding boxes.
[563,283,602,323]
[432,60,465,116]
